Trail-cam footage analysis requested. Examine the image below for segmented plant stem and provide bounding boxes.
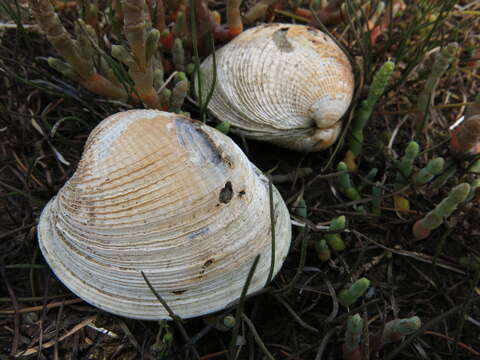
[416,43,457,132]
[348,60,395,157]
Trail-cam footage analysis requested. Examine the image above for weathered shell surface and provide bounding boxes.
[38,110,291,320]
[198,23,354,151]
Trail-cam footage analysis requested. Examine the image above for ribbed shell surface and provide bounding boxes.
[198,23,354,151]
[38,110,291,320]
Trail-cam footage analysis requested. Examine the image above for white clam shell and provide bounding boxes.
[38,110,291,320]
[197,23,354,151]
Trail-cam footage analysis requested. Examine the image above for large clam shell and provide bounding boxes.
[38,110,291,320]
[197,23,354,151]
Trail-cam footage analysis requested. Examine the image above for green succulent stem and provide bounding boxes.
[382,317,421,344]
[215,121,231,134]
[74,20,97,64]
[349,61,395,157]
[372,183,382,215]
[338,278,370,307]
[315,239,331,262]
[469,159,480,174]
[432,183,470,219]
[344,314,364,353]
[412,157,445,185]
[417,43,458,115]
[416,43,458,132]
[153,67,165,91]
[159,88,172,109]
[47,57,77,80]
[294,197,307,218]
[394,141,420,189]
[413,183,470,239]
[111,45,135,66]
[324,215,346,251]
[172,38,185,72]
[145,29,161,63]
[170,74,189,113]
[466,179,480,202]
[337,162,361,200]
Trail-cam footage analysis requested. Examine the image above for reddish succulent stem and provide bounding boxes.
[412,220,431,240]
[81,72,128,100]
[138,88,162,109]
[342,345,362,360]
[122,0,161,109]
[123,0,148,68]
[160,31,174,49]
[213,24,238,42]
[226,0,243,38]
[370,22,388,45]
[29,0,127,100]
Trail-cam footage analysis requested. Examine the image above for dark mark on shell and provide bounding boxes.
[172,290,187,295]
[203,259,214,269]
[198,258,215,279]
[219,181,233,204]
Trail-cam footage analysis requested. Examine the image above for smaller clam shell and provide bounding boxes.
[38,110,292,320]
[197,23,354,151]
